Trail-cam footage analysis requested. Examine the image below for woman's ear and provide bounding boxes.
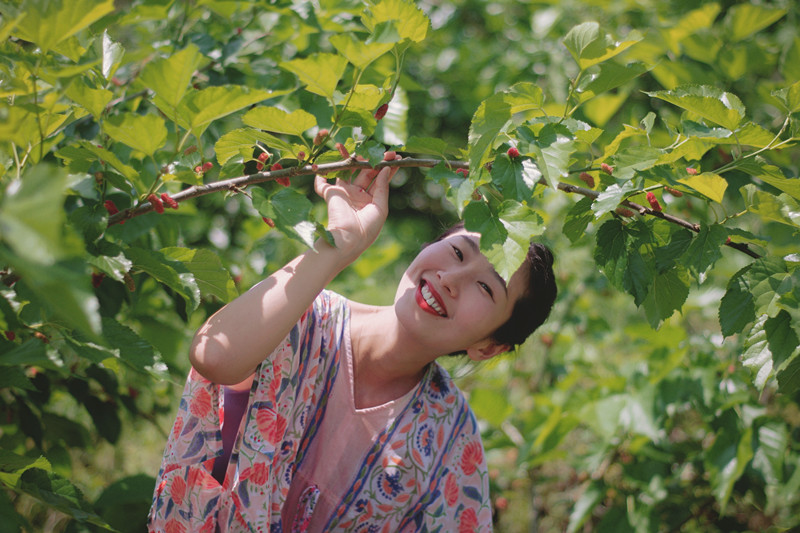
[465,339,511,362]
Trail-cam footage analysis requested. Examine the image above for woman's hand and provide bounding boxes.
[314,151,401,263]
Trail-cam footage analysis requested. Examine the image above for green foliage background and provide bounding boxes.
[0,0,798,531]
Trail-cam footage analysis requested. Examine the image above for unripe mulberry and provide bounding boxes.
[336,142,350,159]
[314,129,329,146]
[579,172,595,188]
[160,193,179,209]
[600,162,614,175]
[194,165,203,173]
[202,162,213,172]
[615,207,635,217]
[456,168,468,177]
[374,103,389,120]
[686,167,699,175]
[297,151,306,160]
[507,146,520,158]
[664,186,683,197]
[148,193,164,214]
[262,217,275,228]
[646,191,662,211]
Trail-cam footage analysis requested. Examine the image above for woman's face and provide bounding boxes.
[394,229,527,359]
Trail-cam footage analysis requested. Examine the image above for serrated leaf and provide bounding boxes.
[773,80,800,114]
[642,268,690,327]
[742,161,800,202]
[563,22,643,70]
[677,172,728,203]
[162,247,238,303]
[463,200,507,252]
[362,0,430,43]
[654,228,693,273]
[563,197,594,244]
[646,85,745,131]
[740,185,800,228]
[101,317,167,378]
[685,224,728,276]
[280,54,348,99]
[254,188,317,248]
[124,247,200,312]
[10,0,115,53]
[623,250,650,306]
[591,182,637,218]
[706,418,753,512]
[726,4,786,42]
[243,106,317,137]
[742,314,773,390]
[178,85,282,136]
[491,154,531,201]
[18,468,115,528]
[484,202,545,281]
[139,44,205,110]
[329,33,394,69]
[64,82,112,119]
[103,113,167,157]
[529,123,574,190]
[403,137,461,157]
[578,60,649,102]
[776,353,800,396]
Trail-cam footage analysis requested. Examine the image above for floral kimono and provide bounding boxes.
[148,290,493,532]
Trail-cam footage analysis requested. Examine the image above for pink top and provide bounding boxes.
[281,323,416,531]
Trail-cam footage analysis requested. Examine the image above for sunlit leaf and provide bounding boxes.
[9,0,115,53]
[162,247,238,303]
[563,22,643,70]
[139,44,206,110]
[280,54,348,99]
[125,247,200,312]
[362,0,429,43]
[646,85,745,131]
[725,4,786,42]
[103,113,167,157]
[242,107,317,137]
[329,33,394,69]
[178,85,281,136]
[677,172,728,203]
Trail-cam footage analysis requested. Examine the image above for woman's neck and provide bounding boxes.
[347,302,434,409]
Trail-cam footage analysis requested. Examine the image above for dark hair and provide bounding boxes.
[433,222,557,348]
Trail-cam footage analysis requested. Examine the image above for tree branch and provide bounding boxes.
[108,157,760,259]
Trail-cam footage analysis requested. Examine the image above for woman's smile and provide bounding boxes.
[417,280,448,317]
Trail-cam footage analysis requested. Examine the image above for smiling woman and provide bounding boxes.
[147,152,557,533]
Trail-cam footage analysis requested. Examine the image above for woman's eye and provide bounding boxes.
[452,246,463,261]
[479,282,494,298]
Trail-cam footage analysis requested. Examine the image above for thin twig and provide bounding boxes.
[107,158,761,259]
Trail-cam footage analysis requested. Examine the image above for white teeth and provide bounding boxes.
[421,283,446,316]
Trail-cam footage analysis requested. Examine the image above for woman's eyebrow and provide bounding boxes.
[458,236,508,297]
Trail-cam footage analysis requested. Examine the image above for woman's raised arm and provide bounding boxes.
[188,154,400,384]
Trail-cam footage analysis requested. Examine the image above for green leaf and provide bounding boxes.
[642,268,690,328]
[253,188,318,248]
[10,0,115,53]
[18,468,115,529]
[482,202,545,281]
[103,113,167,157]
[563,196,594,244]
[528,123,574,190]
[623,250,650,306]
[0,165,70,264]
[719,269,756,337]
[162,247,238,303]
[178,85,283,136]
[563,22,643,70]
[468,83,544,172]
[64,81,112,119]
[725,4,786,42]
[100,29,124,79]
[280,54,348,99]
[567,481,604,533]
[242,106,317,137]
[685,224,728,276]
[329,33,394,69]
[101,317,167,379]
[362,0,430,43]
[646,85,745,131]
[491,153,531,201]
[125,247,200,312]
[772,80,800,114]
[654,228,693,274]
[214,128,291,165]
[402,137,461,157]
[776,353,800,396]
[577,60,650,102]
[469,388,512,427]
[765,311,799,370]
[0,449,51,486]
[139,44,206,110]
[591,182,637,218]
[706,416,754,512]
[740,185,800,228]
[677,172,728,203]
[741,314,774,390]
[740,160,800,202]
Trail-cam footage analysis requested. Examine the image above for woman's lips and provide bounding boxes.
[415,280,447,317]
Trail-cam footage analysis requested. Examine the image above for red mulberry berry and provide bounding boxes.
[507,146,520,158]
[600,163,614,175]
[374,103,389,120]
[202,162,213,172]
[311,164,319,172]
[184,145,197,155]
[615,207,635,217]
[256,162,264,171]
[579,172,595,188]
[276,177,291,187]
[664,186,683,197]
[297,151,306,160]
[103,200,119,215]
[270,163,282,171]
[91,272,105,288]
[194,165,203,173]
[686,167,699,175]
[161,193,179,209]
[335,142,350,159]
[262,217,276,228]
[148,193,164,214]
[4,331,15,341]
[258,152,269,163]
[456,168,468,177]
[646,191,662,211]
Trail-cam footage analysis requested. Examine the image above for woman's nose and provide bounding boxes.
[437,269,460,297]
